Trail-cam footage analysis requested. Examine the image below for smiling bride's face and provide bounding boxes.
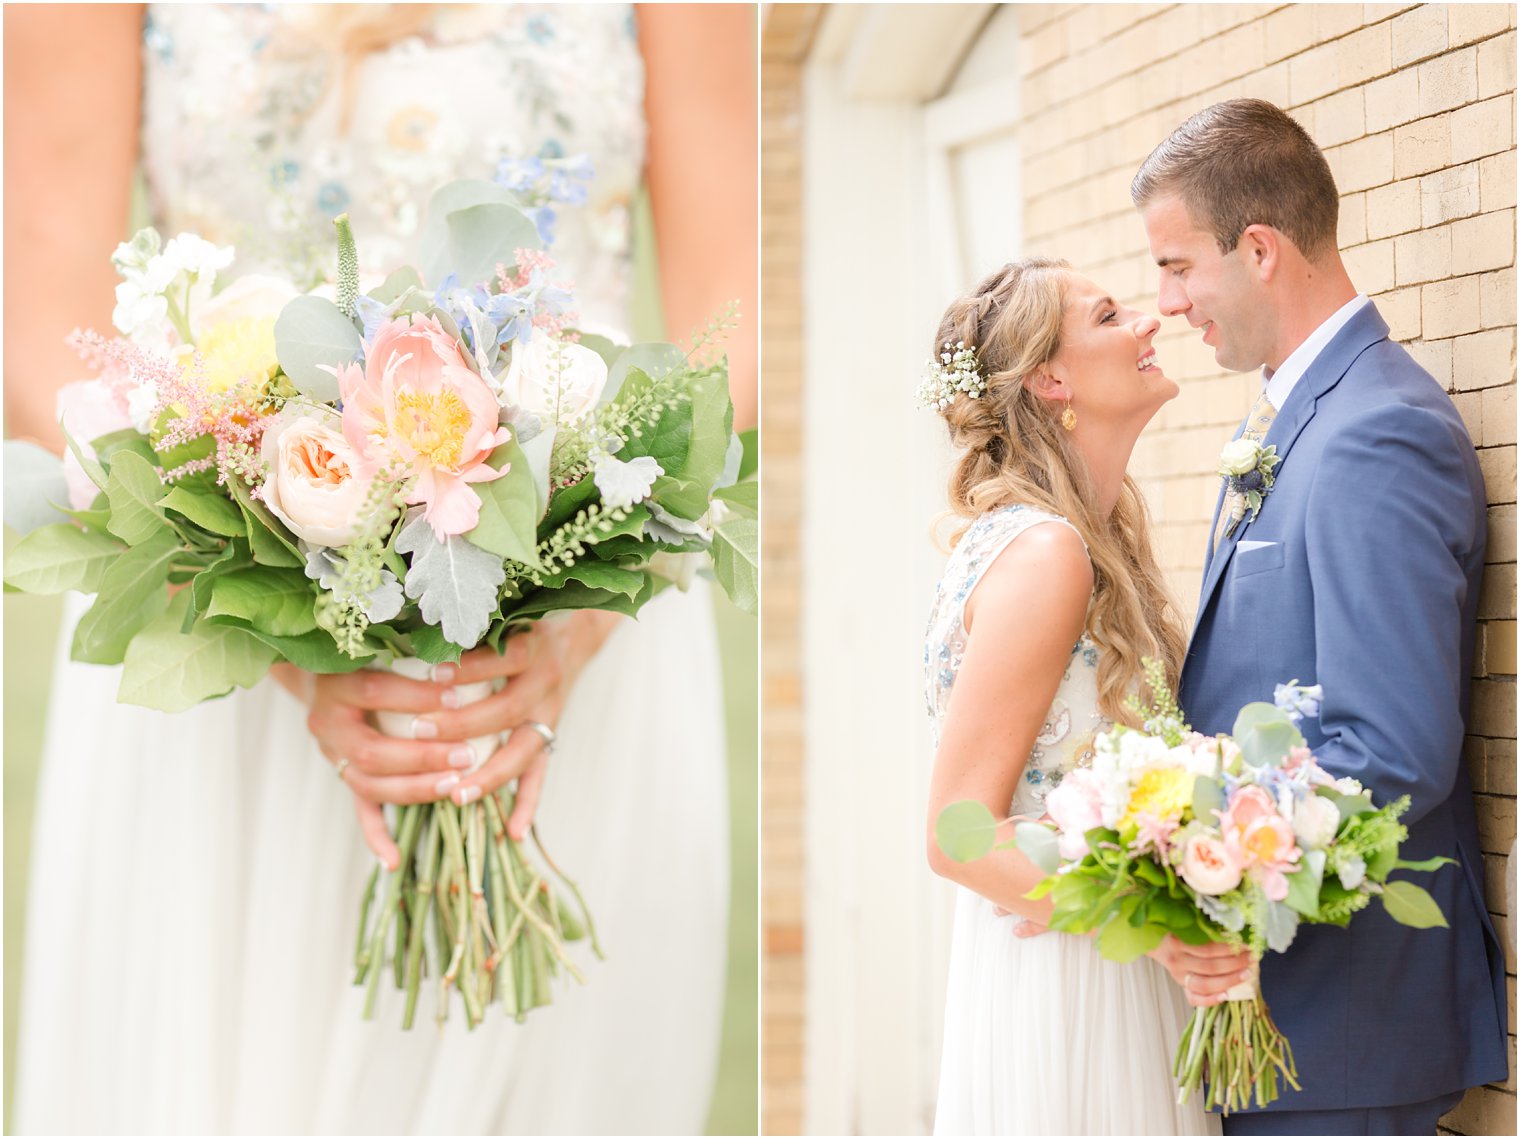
[1041,273,1178,431]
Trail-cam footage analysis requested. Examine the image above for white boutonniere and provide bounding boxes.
[1217,438,1280,539]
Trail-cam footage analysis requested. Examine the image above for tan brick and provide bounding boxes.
[1316,3,1376,42]
[1378,283,1425,339]
[1454,327,1518,389]
[1365,66,1422,134]
[1441,1085,1517,1136]
[1424,275,1485,338]
[1419,46,1482,117]
[1393,3,1451,68]
[1340,189,1370,247]
[1290,38,1347,105]
[1452,97,1515,171]
[1481,562,1518,619]
[1408,334,1456,387]
[1482,382,1519,447]
[1486,738,1518,795]
[1264,3,1319,64]
[1478,443,1518,505]
[1478,30,1518,100]
[1475,789,1518,853]
[1395,225,1454,284]
[1481,152,1519,214]
[1472,678,1520,740]
[1454,388,1486,441]
[1367,178,1426,238]
[1488,620,1519,675]
[1451,209,1517,276]
[1312,86,1370,148]
[1347,236,1398,292]
[1491,503,1518,562]
[1339,21,1395,87]
[1395,114,1454,179]
[1450,2,1516,48]
[1481,269,1517,330]
[1422,164,1485,226]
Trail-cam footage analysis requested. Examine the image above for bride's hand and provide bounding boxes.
[1146,934,1255,1007]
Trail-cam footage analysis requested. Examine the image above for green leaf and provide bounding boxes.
[466,436,543,568]
[647,371,734,519]
[228,480,304,568]
[1365,839,1399,881]
[1013,821,1060,875]
[368,265,423,306]
[576,332,623,371]
[437,202,543,289]
[420,180,537,286]
[1392,855,1457,873]
[1232,702,1303,768]
[1097,914,1168,963]
[506,577,654,622]
[714,479,758,513]
[70,530,180,664]
[4,523,125,594]
[60,419,107,494]
[1192,775,1226,824]
[160,485,247,538]
[3,439,72,535]
[207,566,319,636]
[934,800,1000,863]
[119,593,280,711]
[403,621,465,665]
[711,508,757,616]
[541,560,648,599]
[736,427,759,482]
[1284,849,1325,917]
[207,618,374,673]
[104,450,169,546]
[1380,879,1449,929]
[91,428,158,470]
[273,295,362,402]
[601,343,686,406]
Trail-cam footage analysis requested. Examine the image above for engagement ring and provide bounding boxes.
[335,757,351,782]
[520,720,558,753]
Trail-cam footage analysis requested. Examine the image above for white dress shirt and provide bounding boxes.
[1262,294,1372,410]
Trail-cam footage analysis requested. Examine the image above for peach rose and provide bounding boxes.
[337,314,511,539]
[260,411,373,547]
[1179,833,1244,896]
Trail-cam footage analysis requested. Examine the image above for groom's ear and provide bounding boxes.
[1238,224,1281,282]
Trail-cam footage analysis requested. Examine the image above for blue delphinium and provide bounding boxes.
[1273,680,1323,725]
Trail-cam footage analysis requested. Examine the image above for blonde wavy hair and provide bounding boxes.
[932,258,1186,725]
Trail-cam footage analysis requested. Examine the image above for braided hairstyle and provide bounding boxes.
[930,259,1186,724]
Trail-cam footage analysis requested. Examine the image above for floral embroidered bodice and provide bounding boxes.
[140,3,644,334]
[923,504,1107,816]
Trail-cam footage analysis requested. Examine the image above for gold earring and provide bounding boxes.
[1061,401,1077,431]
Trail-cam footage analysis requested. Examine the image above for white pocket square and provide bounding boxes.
[1237,540,1277,552]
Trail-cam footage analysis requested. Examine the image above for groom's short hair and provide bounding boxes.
[1131,99,1341,261]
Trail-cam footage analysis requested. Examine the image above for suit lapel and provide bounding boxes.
[1193,303,1392,626]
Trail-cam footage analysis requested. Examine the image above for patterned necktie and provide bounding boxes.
[1211,389,1279,554]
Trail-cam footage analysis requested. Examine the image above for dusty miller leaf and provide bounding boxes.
[395,512,504,649]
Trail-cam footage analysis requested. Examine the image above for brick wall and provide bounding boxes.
[1013,3,1516,1132]
[761,6,822,1136]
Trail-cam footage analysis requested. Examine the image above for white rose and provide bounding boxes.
[1291,792,1341,850]
[501,336,609,424]
[260,411,373,548]
[191,273,301,337]
[1218,438,1261,476]
[648,551,702,591]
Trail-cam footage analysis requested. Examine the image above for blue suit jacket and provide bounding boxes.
[1179,302,1509,1112]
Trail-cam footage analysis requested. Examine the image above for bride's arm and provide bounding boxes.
[925,524,1092,923]
[636,3,758,432]
[3,5,145,451]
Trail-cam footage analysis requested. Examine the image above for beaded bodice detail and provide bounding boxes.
[923,505,1107,816]
[139,4,644,334]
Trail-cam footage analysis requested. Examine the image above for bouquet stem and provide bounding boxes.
[1175,983,1299,1114]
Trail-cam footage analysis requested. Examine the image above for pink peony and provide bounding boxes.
[1218,785,1277,833]
[337,314,511,539]
[1045,767,1104,860]
[1179,833,1243,896]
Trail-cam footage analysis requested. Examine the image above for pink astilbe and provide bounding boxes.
[1131,811,1181,859]
[66,329,138,415]
[151,352,273,489]
[496,249,578,336]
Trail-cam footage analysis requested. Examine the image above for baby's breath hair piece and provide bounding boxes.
[916,340,985,410]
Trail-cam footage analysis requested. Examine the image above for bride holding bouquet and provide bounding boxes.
[5,5,755,1134]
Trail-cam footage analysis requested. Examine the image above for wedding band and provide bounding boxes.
[1183,972,1193,991]
[335,757,352,782]
[520,720,557,753]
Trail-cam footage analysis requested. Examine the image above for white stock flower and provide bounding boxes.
[592,452,663,509]
[1218,438,1261,476]
[161,233,235,283]
[1333,776,1364,796]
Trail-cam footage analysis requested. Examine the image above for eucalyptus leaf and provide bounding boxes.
[119,593,279,711]
[435,202,543,290]
[1284,849,1326,918]
[369,265,423,306]
[575,332,622,370]
[396,513,505,649]
[601,343,686,406]
[104,450,170,546]
[273,295,361,401]
[3,523,124,595]
[1192,774,1226,824]
[1013,821,1060,875]
[4,439,72,535]
[1380,879,1448,929]
[935,800,999,864]
[420,179,522,284]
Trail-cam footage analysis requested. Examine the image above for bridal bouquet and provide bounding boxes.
[936,664,1452,1113]
[4,161,757,1029]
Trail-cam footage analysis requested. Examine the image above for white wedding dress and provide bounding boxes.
[14,7,728,1134]
[925,504,1216,1137]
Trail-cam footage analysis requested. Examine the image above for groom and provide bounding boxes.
[1133,99,1509,1135]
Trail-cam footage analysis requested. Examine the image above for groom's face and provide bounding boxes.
[1140,194,1270,373]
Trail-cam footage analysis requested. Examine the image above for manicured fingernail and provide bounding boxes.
[430,663,457,683]
[454,785,482,805]
[1239,970,1254,981]
[448,745,475,768]
[440,687,461,709]
[411,716,438,740]
[434,774,460,796]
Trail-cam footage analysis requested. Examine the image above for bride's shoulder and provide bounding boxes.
[958,503,1090,563]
